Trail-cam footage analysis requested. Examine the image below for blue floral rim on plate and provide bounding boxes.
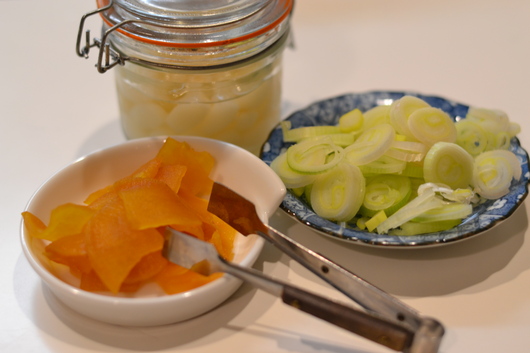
[260,91,530,247]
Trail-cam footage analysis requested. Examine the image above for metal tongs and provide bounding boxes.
[163,182,444,352]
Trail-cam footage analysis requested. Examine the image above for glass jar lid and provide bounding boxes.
[97,0,294,47]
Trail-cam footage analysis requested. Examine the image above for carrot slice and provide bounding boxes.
[21,211,46,239]
[84,159,162,205]
[117,178,203,230]
[44,233,92,276]
[84,198,164,293]
[156,138,215,196]
[154,263,223,295]
[155,164,187,193]
[34,203,94,241]
[178,190,236,260]
[130,158,162,179]
[123,251,168,285]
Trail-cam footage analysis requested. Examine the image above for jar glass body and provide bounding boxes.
[113,34,287,155]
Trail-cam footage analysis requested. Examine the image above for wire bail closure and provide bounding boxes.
[76,0,126,73]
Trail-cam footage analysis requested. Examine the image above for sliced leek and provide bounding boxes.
[286,136,344,174]
[281,121,342,143]
[310,162,366,222]
[359,155,407,175]
[389,219,461,236]
[376,189,446,234]
[423,142,474,189]
[408,107,457,146]
[339,108,364,132]
[455,119,488,156]
[389,95,430,139]
[365,211,387,232]
[360,175,411,217]
[386,140,427,162]
[345,123,395,166]
[270,152,316,188]
[472,149,521,199]
[362,105,391,130]
[412,203,472,222]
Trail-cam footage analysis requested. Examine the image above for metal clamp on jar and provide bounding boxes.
[76,0,294,155]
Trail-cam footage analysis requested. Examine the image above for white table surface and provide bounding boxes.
[2,1,530,352]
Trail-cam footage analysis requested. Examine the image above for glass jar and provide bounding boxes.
[76,0,294,155]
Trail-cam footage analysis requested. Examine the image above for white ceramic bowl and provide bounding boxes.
[21,136,286,326]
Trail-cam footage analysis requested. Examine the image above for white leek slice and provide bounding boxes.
[472,149,521,199]
[310,162,366,222]
[286,136,344,174]
[281,121,342,143]
[344,123,396,166]
[408,107,457,146]
[360,175,411,217]
[455,119,489,156]
[339,109,364,132]
[423,141,474,189]
[270,152,317,188]
[386,140,427,162]
[389,96,431,139]
[376,189,446,234]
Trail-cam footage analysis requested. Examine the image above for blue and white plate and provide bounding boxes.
[260,91,530,247]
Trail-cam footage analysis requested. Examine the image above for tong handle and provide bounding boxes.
[282,285,413,351]
[218,257,413,352]
[259,228,421,329]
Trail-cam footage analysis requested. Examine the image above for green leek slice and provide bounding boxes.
[365,211,387,232]
[455,119,489,156]
[310,162,365,222]
[408,107,457,146]
[423,141,474,189]
[360,175,411,217]
[401,162,424,178]
[344,124,396,166]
